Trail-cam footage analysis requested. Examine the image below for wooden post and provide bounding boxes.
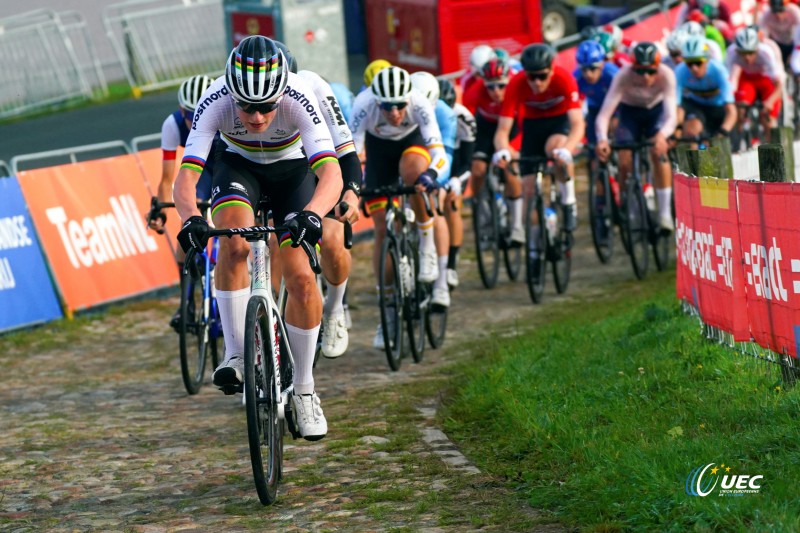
[686,148,719,177]
[757,144,788,182]
[710,136,733,180]
[770,127,795,182]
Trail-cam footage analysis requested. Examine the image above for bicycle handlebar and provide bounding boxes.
[147,197,212,235]
[360,184,434,218]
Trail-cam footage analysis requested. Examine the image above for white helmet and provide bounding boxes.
[681,21,705,38]
[224,36,289,104]
[665,29,688,54]
[178,75,213,112]
[469,44,494,72]
[371,66,412,104]
[410,71,440,107]
[735,27,759,53]
[681,35,709,60]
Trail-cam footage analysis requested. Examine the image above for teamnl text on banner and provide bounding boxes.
[0,177,62,332]
[18,154,179,312]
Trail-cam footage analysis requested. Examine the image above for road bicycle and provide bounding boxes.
[470,164,522,289]
[587,149,621,264]
[148,198,221,395]
[732,101,765,152]
[515,157,573,304]
[608,141,671,280]
[361,183,438,370]
[185,203,321,505]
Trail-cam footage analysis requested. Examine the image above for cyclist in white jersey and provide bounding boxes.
[349,66,449,346]
[174,36,343,442]
[758,0,800,65]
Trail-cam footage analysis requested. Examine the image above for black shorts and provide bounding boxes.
[364,129,428,190]
[520,114,570,175]
[473,114,518,162]
[682,99,727,136]
[210,151,315,225]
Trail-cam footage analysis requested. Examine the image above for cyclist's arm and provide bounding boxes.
[174,167,202,222]
[412,95,451,178]
[157,114,181,203]
[728,63,742,92]
[564,108,585,154]
[307,160,343,217]
[657,69,678,140]
[721,103,737,132]
[493,117,515,152]
[594,71,624,142]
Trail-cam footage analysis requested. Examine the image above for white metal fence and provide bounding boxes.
[0,9,108,120]
[103,0,226,93]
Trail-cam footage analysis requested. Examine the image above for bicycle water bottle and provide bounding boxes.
[545,207,558,243]
[399,256,414,291]
[495,192,507,226]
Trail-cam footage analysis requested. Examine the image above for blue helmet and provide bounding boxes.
[576,40,606,67]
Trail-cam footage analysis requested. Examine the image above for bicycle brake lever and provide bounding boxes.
[339,200,353,249]
[300,240,322,274]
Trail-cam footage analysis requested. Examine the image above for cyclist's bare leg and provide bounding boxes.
[320,218,349,286]
[649,135,674,230]
[370,208,389,282]
[433,196,451,296]
[401,152,432,226]
[213,204,255,359]
[469,159,488,197]
[546,134,577,229]
[617,149,633,187]
[444,189,463,281]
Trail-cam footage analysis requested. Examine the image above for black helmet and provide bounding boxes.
[520,43,556,72]
[438,78,456,108]
[274,40,298,74]
[580,25,600,41]
[225,35,289,104]
[632,41,661,67]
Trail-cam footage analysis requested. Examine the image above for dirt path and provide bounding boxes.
[0,193,641,532]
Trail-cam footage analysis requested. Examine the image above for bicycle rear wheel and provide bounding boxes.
[472,186,500,289]
[588,166,614,264]
[243,296,283,505]
[551,225,573,295]
[178,266,211,395]
[425,293,448,349]
[403,242,426,363]
[624,180,650,280]
[503,239,522,281]
[525,194,547,304]
[379,236,404,371]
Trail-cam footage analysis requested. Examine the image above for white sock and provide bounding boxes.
[559,180,576,205]
[656,187,672,219]
[435,256,449,291]
[323,279,347,316]
[286,323,320,395]
[418,219,435,252]
[216,288,249,359]
[508,197,523,231]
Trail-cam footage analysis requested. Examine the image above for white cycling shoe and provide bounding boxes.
[321,311,348,358]
[292,392,327,441]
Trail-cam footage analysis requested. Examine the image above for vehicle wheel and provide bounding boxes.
[379,236,404,371]
[525,194,547,304]
[542,2,576,43]
[625,180,650,280]
[179,266,208,395]
[472,186,500,289]
[243,297,283,505]
[588,166,614,264]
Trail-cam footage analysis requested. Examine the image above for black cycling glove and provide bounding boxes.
[415,169,439,192]
[285,210,323,248]
[177,216,210,253]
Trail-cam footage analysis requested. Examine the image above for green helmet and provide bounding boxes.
[595,32,616,56]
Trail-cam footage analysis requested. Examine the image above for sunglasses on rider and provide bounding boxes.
[581,64,601,72]
[485,82,508,90]
[379,101,409,111]
[234,97,282,114]
[685,59,706,68]
[526,70,550,81]
[634,67,658,76]
[736,49,756,56]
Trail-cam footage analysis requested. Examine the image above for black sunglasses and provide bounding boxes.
[526,70,550,81]
[235,99,281,114]
[379,101,408,111]
[634,67,658,76]
[485,82,508,90]
[686,60,706,68]
[581,65,601,72]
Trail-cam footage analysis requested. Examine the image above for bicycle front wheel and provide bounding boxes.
[624,180,650,280]
[525,194,547,304]
[551,226,573,295]
[379,236,404,371]
[243,296,283,505]
[179,268,211,395]
[425,290,448,349]
[588,165,614,264]
[472,187,500,289]
[403,242,426,363]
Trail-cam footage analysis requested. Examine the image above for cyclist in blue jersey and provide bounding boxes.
[146,74,219,330]
[573,40,619,146]
[411,71,457,307]
[439,77,476,289]
[675,35,736,140]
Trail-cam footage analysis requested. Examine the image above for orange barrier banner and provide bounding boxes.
[18,154,179,312]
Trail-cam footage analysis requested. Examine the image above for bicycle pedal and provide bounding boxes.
[218,383,243,395]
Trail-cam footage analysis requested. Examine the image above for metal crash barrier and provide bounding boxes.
[103,0,226,93]
[10,140,131,174]
[0,9,107,120]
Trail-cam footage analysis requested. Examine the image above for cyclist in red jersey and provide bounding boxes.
[493,43,585,232]
[464,57,525,244]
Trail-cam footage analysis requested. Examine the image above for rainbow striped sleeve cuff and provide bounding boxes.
[335,140,356,156]
[211,194,252,218]
[309,150,338,170]
[180,155,205,173]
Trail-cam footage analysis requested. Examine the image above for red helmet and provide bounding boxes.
[687,9,709,25]
[481,58,510,81]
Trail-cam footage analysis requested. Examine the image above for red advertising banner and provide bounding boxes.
[18,155,179,312]
[736,181,800,357]
[674,174,749,341]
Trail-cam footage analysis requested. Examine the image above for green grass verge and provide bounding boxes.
[439,272,800,532]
